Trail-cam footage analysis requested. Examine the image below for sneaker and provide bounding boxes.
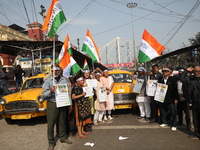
[108,115,113,120]
[159,124,168,127]
[103,116,108,121]
[171,127,177,131]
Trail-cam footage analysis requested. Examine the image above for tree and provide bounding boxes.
[189,32,200,45]
[188,32,200,66]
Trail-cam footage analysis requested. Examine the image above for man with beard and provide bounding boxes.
[43,65,72,150]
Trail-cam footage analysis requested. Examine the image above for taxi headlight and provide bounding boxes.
[38,95,44,103]
[0,98,6,105]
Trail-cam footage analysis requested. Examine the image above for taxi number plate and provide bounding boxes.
[11,114,32,120]
[114,104,132,109]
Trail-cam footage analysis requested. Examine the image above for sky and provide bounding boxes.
[0,0,200,64]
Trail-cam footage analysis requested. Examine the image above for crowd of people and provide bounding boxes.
[1,63,199,150]
[133,64,200,136]
[42,65,115,150]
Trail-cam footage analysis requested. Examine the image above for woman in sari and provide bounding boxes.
[71,75,91,139]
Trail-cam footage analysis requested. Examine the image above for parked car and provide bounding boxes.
[109,69,137,109]
[0,74,47,124]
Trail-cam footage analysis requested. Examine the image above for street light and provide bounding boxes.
[127,2,137,69]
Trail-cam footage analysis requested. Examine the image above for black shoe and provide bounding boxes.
[138,116,144,119]
[61,139,72,144]
[149,119,155,123]
[48,145,55,150]
[146,117,151,122]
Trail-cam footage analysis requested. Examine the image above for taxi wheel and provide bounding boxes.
[5,118,14,124]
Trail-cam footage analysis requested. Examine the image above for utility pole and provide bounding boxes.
[127,3,137,69]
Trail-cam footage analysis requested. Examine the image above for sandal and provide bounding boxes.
[82,132,89,135]
[78,134,87,139]
[94,122,99,126]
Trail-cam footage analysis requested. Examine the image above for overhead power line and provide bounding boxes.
[164,0,200,46]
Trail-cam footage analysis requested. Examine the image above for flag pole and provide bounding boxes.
[53,36,55,85]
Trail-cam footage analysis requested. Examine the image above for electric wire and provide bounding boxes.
[0,4,12,24]
[163,0,200,46]
[58,0,95,34]
[22,0,38,41]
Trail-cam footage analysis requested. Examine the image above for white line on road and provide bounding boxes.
[93,125,186,130]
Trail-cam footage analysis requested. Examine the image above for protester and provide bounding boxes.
[180,66,200,138]
[133,67,151,121]
[100,70,114,121]
[0,68,10,95]
[148,64,162,123]
[93,72,106,125]
[158,67,178,131]
[14,65,25,91]
[71,75,91,139]
[176,69,191,130]
[83,70,95,115]
[42,65,72,150]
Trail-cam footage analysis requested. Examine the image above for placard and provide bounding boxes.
[85,79,97,88]
[96,86,108,102]
[154,83,168,103]
[132,79,144,93]
[146,80,158,96]
[82,87,94,97]
[55,84,71,108]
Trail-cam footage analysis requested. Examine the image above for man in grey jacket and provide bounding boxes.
[43,66,72,150]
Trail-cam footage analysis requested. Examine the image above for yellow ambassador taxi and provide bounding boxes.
[0,74,47,124]
[109,69,137,109]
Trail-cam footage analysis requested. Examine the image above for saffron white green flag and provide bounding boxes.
[42,0,66,38]
[83,59,89,70]
[57,35,81,77]
[138,29,166,63]
[82,29,100,63]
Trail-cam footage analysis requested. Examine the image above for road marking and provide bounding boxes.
[93,125,186,130]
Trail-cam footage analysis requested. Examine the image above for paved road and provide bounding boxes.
[0,109,199,150]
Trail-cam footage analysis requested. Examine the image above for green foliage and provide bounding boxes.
[189,32,200,45]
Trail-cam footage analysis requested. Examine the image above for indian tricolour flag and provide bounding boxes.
[138,29,166,63]
[57,35,81,78]
[83,59,89,70]
[82,29,100,63]
[42,0,66,38]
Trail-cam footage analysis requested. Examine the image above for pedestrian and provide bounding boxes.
[71,75,91,139]
[148,64,162,123]
[0,68,10,95]
[180,66,200,138]
[134,67,151,122]
[158,67,178,131]
[93,72,106,125]
[42,65,72,150]
[14,65,25,91]
[100,70,114,121]
[176,69,191,130]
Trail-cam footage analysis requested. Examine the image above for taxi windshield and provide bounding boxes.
[21,78,44,90]
[110,73,132,83]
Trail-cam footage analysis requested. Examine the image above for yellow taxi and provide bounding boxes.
[0,74,47,124]
[109,69,137,109]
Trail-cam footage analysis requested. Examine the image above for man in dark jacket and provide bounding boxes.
[148,64,163,123]
[176,69,191,130]
[180,66,200,138]
[158,67,179,131]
